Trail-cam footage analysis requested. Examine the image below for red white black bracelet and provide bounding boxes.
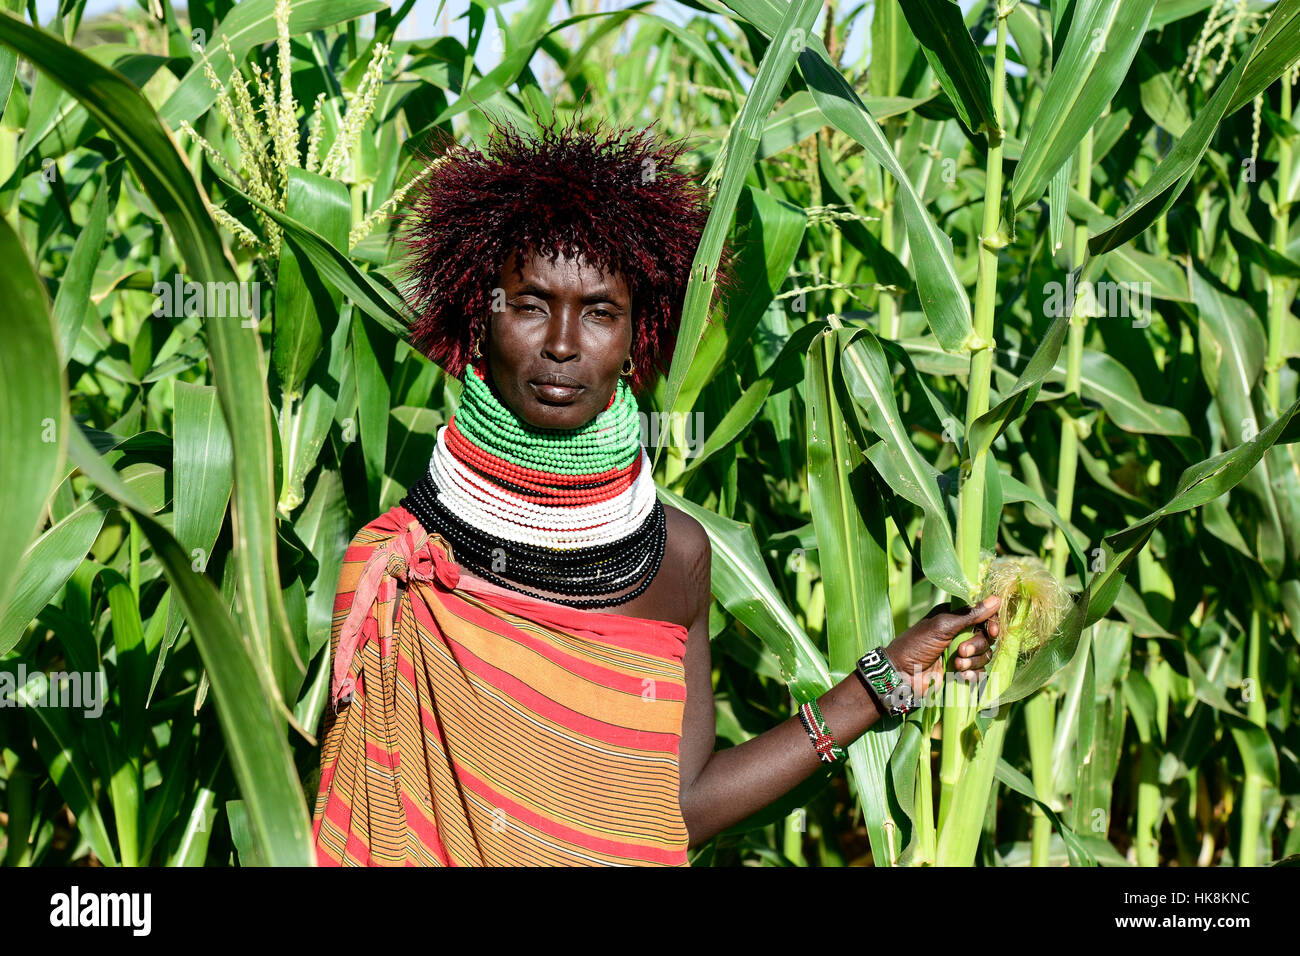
[797,698,846,764]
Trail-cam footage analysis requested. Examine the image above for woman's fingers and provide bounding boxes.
[952,632,995,672]
[953,651,993,671]
[939,596,1002,638]
[941,598,1001,676]
[967,595,1001,621]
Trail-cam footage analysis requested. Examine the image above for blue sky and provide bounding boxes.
[32,0,1034,98]
[32,0,990,75]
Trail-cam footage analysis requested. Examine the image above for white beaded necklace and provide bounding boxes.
[426,425,657,550]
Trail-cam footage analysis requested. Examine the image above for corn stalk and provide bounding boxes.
[940,9,1009,832]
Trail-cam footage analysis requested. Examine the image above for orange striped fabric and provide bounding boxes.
[311,504,692,866]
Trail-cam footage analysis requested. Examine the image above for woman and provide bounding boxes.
[311,113,1001,866]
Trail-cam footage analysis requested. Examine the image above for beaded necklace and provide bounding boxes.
[400,363,667,609]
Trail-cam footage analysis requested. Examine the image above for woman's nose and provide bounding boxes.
[542,309,580,361]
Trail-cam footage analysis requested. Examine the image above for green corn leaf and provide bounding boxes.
[0,467,164,655]
[1007,0,1053,80]
[655,0,826,466]
[5,50,165,194]
[66,421,314,866]
[714,0,971,353]
[1048,153,1073,254]
[889,720,926,864]
[1192,265,1289,575]
[98,570,145,867]
[1226,716,1280,788]
[149,383,234,704]
[0,199,67,652]
[1000,472,1090,584]
[800,51,972,353]
[272,169,352,518]
[2,663,119,867]
[167,762,222,866]
[817,138,912,294]
[837,327,969,597]
[0,0,15,122]
[656,486,831,702]
[139,714,196,863]
[1088,10,1275,256]
[1104,243,1191,301]
[805,328,900,865]
[1048,625,1094,795]
[0,11,233,280]
[869,0,920,99]
[1224,0,1300,117]
[1150,0,1217,30]
[0,9,302,709]
[686,320,826,473]
[1047,348,1192,436]
[1087,394,1300,625]
[758,91,828,158]
[237,188,412,338]
[273,168,351,403]
[995,758,1096,866]
[52,159,116,365]
[896,0,1000,140]
[1010,0,1157,214]
[1076,620,1131,826]
[1137,52,1192,138]
[677,185,807,417]
[968,308,1072,460]
[351,309,394,512]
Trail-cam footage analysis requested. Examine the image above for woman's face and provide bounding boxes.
[482,247,634,430]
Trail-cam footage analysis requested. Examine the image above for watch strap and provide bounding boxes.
[856,648,918,716]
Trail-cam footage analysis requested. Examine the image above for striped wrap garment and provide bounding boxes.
[312,366,690,866]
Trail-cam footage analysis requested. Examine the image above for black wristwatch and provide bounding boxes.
[855,647,918,716]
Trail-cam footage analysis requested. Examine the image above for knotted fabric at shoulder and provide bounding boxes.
[331,513,460,709]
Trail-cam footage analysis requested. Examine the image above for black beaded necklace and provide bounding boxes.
[401,471,667,608]
[400,360,670,608]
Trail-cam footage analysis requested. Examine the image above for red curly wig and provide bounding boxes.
[392,107,735,395]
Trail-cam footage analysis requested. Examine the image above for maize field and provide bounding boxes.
[0,0,1299,867]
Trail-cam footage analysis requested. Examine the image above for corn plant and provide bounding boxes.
[1,0,1298,867]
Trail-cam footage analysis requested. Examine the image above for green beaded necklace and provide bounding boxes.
[455,364,641,475]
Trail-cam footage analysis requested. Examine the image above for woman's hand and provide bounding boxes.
[883,596,1002,697]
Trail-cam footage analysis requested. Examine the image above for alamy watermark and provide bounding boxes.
[49,886,150,936]
[1043,275,1152,328]
[0,665,105,718]
[151,273,262,327]
[638,411,705,458]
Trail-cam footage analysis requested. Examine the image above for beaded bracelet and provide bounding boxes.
[798,698,846,764]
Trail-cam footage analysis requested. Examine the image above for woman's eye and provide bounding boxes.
[510,302,617,319]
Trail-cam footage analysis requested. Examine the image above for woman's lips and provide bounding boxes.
[529,381,584,403]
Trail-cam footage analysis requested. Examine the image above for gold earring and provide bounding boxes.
[620,356,634,377]
[472,328,484,360]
